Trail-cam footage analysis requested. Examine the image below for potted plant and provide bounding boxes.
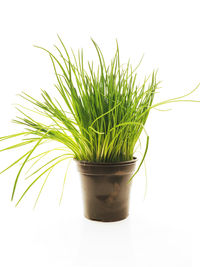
[0,36,199,222]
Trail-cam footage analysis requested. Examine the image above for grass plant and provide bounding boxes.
[0,36,199,206]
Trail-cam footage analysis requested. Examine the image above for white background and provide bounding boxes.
[0,0,200,266]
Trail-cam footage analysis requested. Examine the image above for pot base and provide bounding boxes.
[84,213,129,223]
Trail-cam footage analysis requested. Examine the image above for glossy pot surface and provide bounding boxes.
[76,159,137,222]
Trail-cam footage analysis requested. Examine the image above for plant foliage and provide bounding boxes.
[0,36,199,205]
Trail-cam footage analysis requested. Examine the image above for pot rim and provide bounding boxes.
[74,157,137,166]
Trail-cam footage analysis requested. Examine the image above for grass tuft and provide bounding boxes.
[0,37,199,205]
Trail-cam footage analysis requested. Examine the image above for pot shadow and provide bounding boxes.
[75,216,134,267]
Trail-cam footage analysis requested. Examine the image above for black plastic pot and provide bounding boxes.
[75,158,137,222]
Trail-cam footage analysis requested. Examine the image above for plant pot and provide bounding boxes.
[75,158,137,222]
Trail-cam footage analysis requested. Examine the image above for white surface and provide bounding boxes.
[0,0,200,266]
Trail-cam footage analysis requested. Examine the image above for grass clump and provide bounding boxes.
[0,36,199,205]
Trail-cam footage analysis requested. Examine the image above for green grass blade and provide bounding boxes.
[11,133,49,200]
[0,151,31,175]
[129,136,149,182]
[33,168,53,209]
[59,159,72,205]
[15,156,68,206]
